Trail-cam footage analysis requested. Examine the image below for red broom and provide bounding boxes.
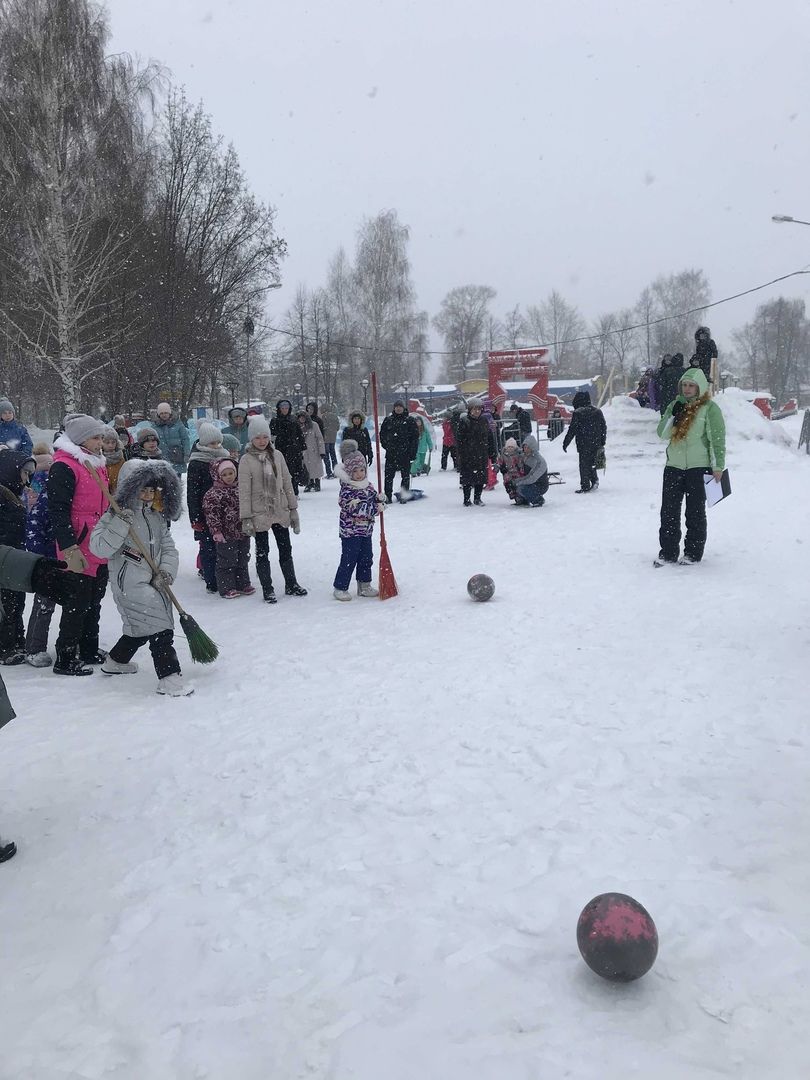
[371,370,398,599]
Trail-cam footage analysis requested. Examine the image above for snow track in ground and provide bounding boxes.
[2,400,809,1079]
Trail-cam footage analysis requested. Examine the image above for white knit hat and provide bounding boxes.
[248,414,271,440]
[197,422,222,446]
[63,413,107,446]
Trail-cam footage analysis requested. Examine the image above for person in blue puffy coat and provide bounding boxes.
[0,399,33,457]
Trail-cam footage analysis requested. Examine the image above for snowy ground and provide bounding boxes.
[2,397,810,1079]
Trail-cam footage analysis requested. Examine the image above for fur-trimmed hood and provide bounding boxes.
[114,458,183,520]
[53,432,105,468]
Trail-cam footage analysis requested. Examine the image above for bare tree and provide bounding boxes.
[731,297,809,403]
[433,284,497,381]
[526,290,586,373]
[500,305,527,349]
[0,0,160,411]
[635,269,711,363]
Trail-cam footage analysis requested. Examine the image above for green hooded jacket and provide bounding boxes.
[657,367,726,471]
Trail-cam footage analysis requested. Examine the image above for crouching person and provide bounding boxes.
[89,460,193,697]
[515,435,550,507]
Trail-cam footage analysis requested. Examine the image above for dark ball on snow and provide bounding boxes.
[467,574,495,602]
[576,892,658,982]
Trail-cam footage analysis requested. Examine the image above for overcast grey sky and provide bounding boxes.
[108,0,810,367]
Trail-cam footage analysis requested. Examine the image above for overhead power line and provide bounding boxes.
[253,268,810,357]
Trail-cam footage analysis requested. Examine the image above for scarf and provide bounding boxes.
[189,443,229,465]
[104,448,124,466]
[671,391,710,442]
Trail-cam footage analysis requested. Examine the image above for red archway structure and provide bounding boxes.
[487,348,550,419]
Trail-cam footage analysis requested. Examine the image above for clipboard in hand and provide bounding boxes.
[704,469,731,508]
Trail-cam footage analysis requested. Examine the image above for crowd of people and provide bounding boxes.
[0,355,727,858]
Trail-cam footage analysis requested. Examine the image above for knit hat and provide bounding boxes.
[101,426,121,446]
[248,414,271,440]
[340,438,359,460]
[63,413,107,446]
[504,437,518,450]
[137,426,159,445]
[343,449,366,475]
[113,414,127,429]
[0,398,14,416]
[213,458,237,480]
[31,441,54,471]
[156,401,172,416]
[221,433,240,454]
[197,421,222,447]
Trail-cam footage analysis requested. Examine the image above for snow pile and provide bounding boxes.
[714,389,795,449]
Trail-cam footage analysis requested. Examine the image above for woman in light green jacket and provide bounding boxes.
[655,367,725,566]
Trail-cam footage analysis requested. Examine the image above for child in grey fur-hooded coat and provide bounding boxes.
[89,459,193,696]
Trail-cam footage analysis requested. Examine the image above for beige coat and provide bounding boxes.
[238,444,298,531]
[301,422,325,480]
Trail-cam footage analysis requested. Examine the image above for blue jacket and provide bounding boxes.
[0,418,33,456]
[25,483,56,558]
[154,417,191,473]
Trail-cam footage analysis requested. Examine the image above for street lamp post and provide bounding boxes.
[427,384,435,414]
[294,382,302,409]
[360,377,369,413]
[226,380,239,408]
[720,370,733,393]
[772,214,810,226]
[403,380,410,409]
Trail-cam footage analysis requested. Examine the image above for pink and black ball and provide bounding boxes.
[576,893,658,982]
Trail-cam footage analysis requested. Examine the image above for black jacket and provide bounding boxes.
[563,404,607,454]
[0,451,32,549]
[453,412,496,486]
[691,336,718,381]
[657,355,684,414]
[379,411,419,468]
[306,403,325,437]
[46,459,82,551]
[341,424,374,464]
[271,401,306,475]
[512,406,533,437]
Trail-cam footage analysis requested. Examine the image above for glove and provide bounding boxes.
[290,509,301,535]
[151,569,173,591]
[671,401,686,425]
[212,532,225,543]
[377,496,386,511]
[191,521,205,536]
[241,519,256,537]
[114,508,135,524]
[62,545,88,574]
[30,557,68,601]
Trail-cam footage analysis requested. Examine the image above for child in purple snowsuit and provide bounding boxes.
[333,448,385,601]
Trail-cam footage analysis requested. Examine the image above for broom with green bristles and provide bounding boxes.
[87,464,219,664]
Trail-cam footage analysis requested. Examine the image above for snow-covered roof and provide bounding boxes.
[408,384,458,394]
[501,378,596,391]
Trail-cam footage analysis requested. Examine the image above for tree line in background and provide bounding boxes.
[1,0,807,427]
[0,0,284,425]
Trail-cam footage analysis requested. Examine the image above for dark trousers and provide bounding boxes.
[441,445,457,469]
[578,449,599,490]
[254,526,296,594]
[516,474,550,505]
[384,461,410,500]
[0,590,25,658]
[659,466,708,562]
[109,628,181,680]
[324,445,337,474]
[198,530,217,589]
[334,536,373,590]
[462,484,484,502]
[25,593,56,655]
[55,566,108,658]
[215,538,251,594]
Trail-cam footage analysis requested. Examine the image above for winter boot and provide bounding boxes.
[156,674,194,697]
[678,554,700,565]
[101,658,139,675]
[25,651,53,668]
[1,651,26,667]
[357,581,379,598]
[314,479,321,492]
[53,647,93,676]
[0,838,17,863]
[80,649,107,665]
[281,559,307,596]
[333,589,352,601]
